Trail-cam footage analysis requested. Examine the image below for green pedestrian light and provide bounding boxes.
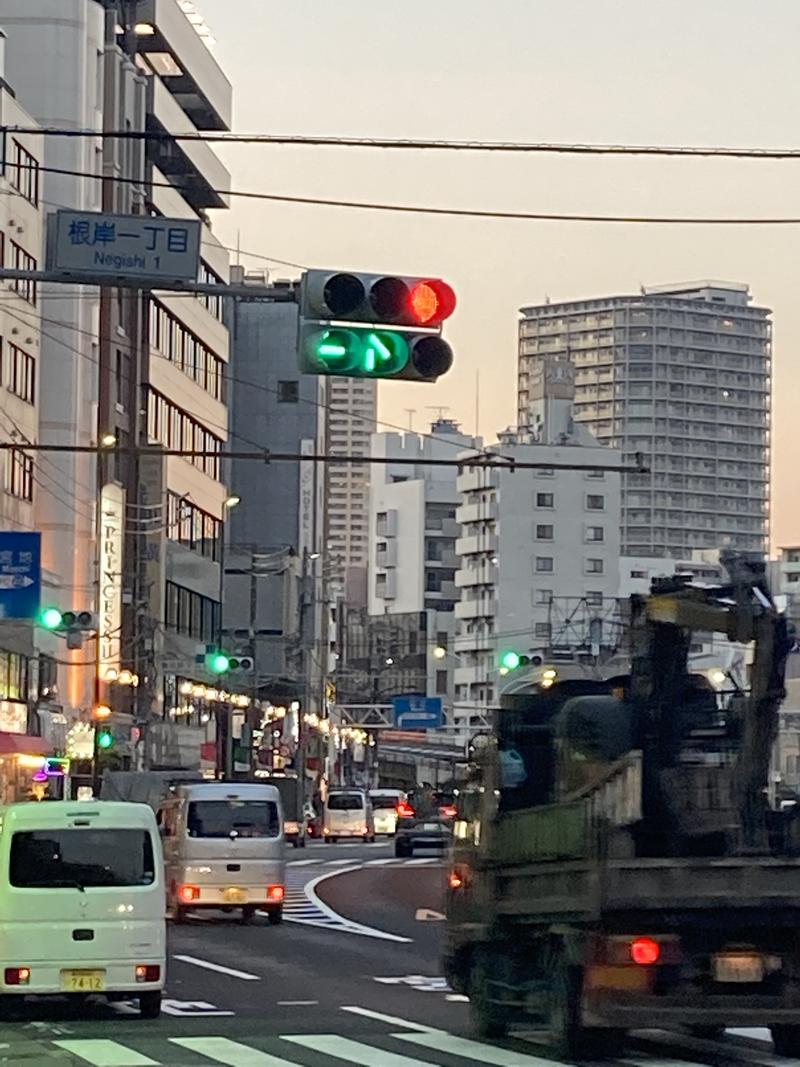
[96,729,114,750]
[39,607,63,630]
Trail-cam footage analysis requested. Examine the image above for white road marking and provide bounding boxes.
[398,1031,564,1065]
[53,1040,158,1066]
[302,868,413,943]
[405,858,437,866]
[277,999,319,1005]
[366,858,395,866]
[172,954,260,981]
[282,1034,435,1066]
[445,993,469,1002]
[326,858,355,866]
[340,1006,435,1032]
[161,998,235,1017]
[287,859,317,866]
[727,1027,773,1041]
[414,908,445,921]
[171,1036,296,1065]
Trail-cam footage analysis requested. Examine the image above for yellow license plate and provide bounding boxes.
[713,953,764,983]
[223,887,246,903]
[61,969,105,992]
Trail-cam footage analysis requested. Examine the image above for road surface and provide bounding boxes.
[0,838,789,1065]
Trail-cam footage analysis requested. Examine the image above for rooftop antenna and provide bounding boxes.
[427,406,450,423]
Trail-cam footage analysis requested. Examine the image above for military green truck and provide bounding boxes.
[444,553,800,1057]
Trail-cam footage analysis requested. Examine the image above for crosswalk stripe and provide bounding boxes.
[282,1034,435,1066]
[171,1036,298,1066]
[287,859,317,866]
[366,858,395,865]
[404,858,437,866]
[53,1040,159,1067]
[326,858,355,866]
[397,1031,563,1066]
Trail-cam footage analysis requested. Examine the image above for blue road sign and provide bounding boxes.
[392,695,444,731]
[0,532,41,620]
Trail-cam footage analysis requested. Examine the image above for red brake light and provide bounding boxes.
[4,967,29,986]
[267,884,285,902]
[178,884,200,903]
[396,802,415,818]
[135,964,160,983]
[630,937,661,965]
[440,805,457,818]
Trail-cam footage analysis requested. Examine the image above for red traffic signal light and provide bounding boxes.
[301,271,456,328]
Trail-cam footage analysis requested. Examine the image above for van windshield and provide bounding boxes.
[370,796,399,810]
[187,800,279,838]
[10,829,155,888]
[327,794,363,811]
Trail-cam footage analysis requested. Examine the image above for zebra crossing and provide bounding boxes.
[278,863,412,941]
[286,856,444,869]
[25,1024,789,1066]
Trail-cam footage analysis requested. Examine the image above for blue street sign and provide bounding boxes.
[0,532,41,620]
[392,695,444,731]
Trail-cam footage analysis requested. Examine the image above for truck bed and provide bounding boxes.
[493,855,800,924]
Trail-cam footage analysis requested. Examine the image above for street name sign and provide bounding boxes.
[50,210,201,282]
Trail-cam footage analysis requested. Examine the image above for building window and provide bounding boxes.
[436,631,448,649]
[197,261,224,320]
[585,591,604,606]
[7,139,40,206]
[535,557,554,573]
[5,449,33,501]
[586,494,605,511]
[587,469,605,479]
[435,670,448,695]
[535,524,554,540]
[534,622,551,638]
[165,581,219,641]
[375,574,387,597]
[535,589,553,604]
[277,380,299,403]
[586,558,604,574]
[7,344,35,404]
[536,492,554,508]
[148,299,225,401]
[0,648,30,701]
[8,241,37,305]
[536,468,554,477]
[147,389,222,480]
[167,493,221,560]
[586,526,604,542]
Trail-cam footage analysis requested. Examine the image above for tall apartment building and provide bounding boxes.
[454,359,621,736]
[367,420,478,711]
[3,1,234,771]
[326,377,377,604]
[518,282,771,559]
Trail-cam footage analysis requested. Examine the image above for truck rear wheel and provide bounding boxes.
[549,953,622,1059]
[772,1026,800,1056]
[469,946,509,1039]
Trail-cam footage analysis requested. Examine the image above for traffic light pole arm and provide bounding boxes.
[0,442,649,474]
[0,268,297,301]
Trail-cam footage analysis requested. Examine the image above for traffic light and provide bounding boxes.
[96,728,114,750]
[205,650,253,674]
[298,271,456,382]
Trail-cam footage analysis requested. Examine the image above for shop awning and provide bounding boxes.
[0,733,49,756]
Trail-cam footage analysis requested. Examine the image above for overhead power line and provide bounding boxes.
[7,127,800,160]
[24,162,800,226]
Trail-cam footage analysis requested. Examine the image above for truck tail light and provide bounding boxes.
[135,965,160,983]
[630,937,661,965]
[396,802,415,818]
[267,884,285,902]
[178,884,200,903]
[448,864,469,890]
[4,967,30,986]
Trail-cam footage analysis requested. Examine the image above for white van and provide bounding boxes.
[369,789,406,836]
[323,788,375,843]
[0,801,165,1017]
[158,782,286,924]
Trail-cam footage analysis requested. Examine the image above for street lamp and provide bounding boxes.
[223,494,240,510]
[100,432,117,448]
[432,646,447,660]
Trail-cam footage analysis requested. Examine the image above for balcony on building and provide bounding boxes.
[455,598,497,621]
[456,500,499,525]
[456,532,498,557]
[135,0,232,131]
[145,76,230,210]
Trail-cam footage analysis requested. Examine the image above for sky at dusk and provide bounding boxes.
[201,0,800,548]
